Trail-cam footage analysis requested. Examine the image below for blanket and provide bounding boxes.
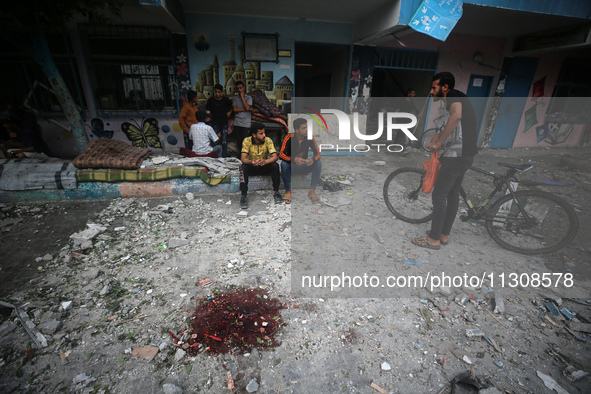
[0,158,77,191]
[73,139,152,170]
[76,165,230,186]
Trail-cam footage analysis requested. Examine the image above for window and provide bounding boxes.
[547,58,591,124]
[80,24,178,117]
[0,32,86,118]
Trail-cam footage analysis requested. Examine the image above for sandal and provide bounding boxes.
[308,191,320,204]
[412,236,440,250]
[426,230,448,245]
[284,191,291,204]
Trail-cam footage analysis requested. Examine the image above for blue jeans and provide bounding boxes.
[429,155,474,241]
[281,159,322,191]
[211,123,228,158]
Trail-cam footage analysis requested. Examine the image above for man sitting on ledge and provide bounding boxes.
[239,122,283,209]
[279,118,322,204]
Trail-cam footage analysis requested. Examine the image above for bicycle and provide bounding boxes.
[383,134,579,255]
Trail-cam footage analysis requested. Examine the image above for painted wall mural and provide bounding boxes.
[348,46,374,115]
[191,34,293,109]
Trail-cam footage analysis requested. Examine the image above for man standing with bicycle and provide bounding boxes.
[412,72,478,250]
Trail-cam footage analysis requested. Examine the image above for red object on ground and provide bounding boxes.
[187,288,286,354]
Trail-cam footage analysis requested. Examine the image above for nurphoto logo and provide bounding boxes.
[305,109,418,153]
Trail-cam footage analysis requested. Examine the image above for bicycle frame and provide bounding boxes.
[459,165,531,222]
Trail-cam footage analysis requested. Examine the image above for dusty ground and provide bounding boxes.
[0,147,590,393]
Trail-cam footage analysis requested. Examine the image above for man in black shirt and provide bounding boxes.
[279,118,322,204]
[412,72,478,250]
[206,84,233,157]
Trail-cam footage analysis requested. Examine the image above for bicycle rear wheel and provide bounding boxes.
[383,167,433,223]
[485,190,579,254]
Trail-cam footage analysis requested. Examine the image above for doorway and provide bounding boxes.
[294,42,349,99]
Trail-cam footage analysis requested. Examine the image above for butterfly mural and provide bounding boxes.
[90,118,114,139]
[121,118,162,149]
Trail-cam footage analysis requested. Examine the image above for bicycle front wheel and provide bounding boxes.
[485,190,579,254]
[383,167,433,223]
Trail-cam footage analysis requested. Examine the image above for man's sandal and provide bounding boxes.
[426,230,448,245]
[308,191,320,204]
[412,236,440,250]
[284,191,291,204]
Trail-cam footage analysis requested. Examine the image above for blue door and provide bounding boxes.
[489,57,539,148]
[466,75,493,137]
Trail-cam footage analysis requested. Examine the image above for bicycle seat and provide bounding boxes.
[497,162,532,171]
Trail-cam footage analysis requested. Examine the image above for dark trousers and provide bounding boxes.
[240,162,280,195]
[429,155,474,241]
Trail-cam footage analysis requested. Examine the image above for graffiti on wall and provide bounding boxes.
[84,117,186,150]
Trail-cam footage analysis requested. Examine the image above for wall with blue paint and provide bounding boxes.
[183,13,352,99]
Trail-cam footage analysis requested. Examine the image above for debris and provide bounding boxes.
[246,378,259,393]
[198,277,212,287]
[478,388,503,394]
[59,350,71,361]
[484,336,502,353]
[560,308,575,320]
[420,307,435,330]
[99,284,111,296]
[373,161,386,166]
[0,218,24,228]
[322,180,342,192]
[493,290,504,314]
[486,308,508,328]
[132,346,159,361]
[118,314,150,324]
[72,373,97,386]
[450,371,489,393]
[38,317,62,334]
[0,300,47,348]
[381,362,391,371]
[466,329,485,340]
[565,327,586,342]
[174,348,186,361]
[237,210,248,217]
[114,226,126,231]
[162,383,183,394]
[462,355,473,364]
[563,365,588,382]
[168,237,189,249]
[185,192,194,201]
[404,260,428,265]
[568,322,591,334]
[494,361,503,367]
[545,302,561,318]
[536,371,569,394]
[370,382,388,393]
[227,371,235,390]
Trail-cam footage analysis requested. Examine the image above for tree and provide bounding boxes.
[1,0,123,153]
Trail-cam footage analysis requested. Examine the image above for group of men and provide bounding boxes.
[179,71,476,252]
[238,117,321,209]
[178,81,322,210]
[178,80,262,160]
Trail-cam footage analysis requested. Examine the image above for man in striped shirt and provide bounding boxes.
[279,118,322,204]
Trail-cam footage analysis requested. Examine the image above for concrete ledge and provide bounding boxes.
[0,176,275,203]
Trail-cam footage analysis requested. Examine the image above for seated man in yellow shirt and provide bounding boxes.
[239,122,282,209]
